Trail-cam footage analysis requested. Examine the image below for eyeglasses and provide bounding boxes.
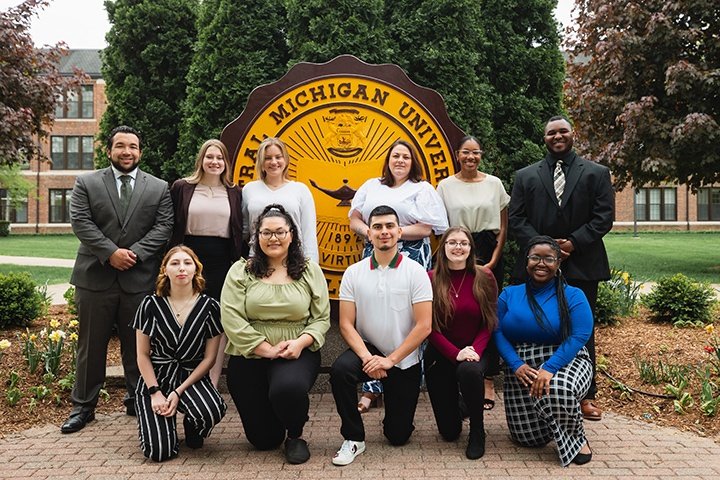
[259,230,290,240]
[445,240,471,248]
[527,255,559,265]
[459,149,483,156]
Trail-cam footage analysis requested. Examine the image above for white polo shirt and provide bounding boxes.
[339,252,433,370]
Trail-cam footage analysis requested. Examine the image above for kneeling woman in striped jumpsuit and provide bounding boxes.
[494,236,593,466]
[133,245,227,462]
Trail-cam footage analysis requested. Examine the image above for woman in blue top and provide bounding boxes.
[494,236,593,466]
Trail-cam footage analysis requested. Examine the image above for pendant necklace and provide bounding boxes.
[448,271,468,298]
[168,294,196,318]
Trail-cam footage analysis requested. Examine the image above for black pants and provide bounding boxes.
[331,346,421,445]
[565,279,599,400]
[226,349,320,450]
[471,230,504,291]
[424,344,489,441]
[183,235,233,301]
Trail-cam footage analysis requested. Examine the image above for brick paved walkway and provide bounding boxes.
[2,392,719,479]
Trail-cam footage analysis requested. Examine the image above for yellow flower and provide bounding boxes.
[49,318,60,329]
[49,330,66,343]
[621,272,630,285]
[69,332,78,342]
[0,339,10,350]
[68,320,79,329]
[707,324,716,335]
[29,334,38,342]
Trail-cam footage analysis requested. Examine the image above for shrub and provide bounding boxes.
[642,273,716,327]
[596,281,623,326]
[0,272,44,328]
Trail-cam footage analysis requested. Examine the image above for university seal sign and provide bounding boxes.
[222,55,464,297]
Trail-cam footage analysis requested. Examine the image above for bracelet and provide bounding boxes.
[172,389,180,399]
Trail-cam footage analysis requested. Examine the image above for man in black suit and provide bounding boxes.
[508,116,614,421]
[61,125,173,433]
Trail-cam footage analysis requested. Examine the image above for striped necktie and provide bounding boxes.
[553,161,565,206]
[119,175,132,217]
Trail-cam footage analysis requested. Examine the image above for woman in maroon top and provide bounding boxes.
[424,226,498,460]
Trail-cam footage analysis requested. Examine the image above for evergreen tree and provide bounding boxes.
[386,0,493,153]
[174,0,289,180]
[566,0,720,190]
[478,0,566,183]
[285,0,394,65]
[98,0,198,179]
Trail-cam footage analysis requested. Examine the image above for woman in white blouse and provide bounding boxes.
[349,139,448,412]
[349,139,448,271]
[170,138,243,386]
[242,137,319,262]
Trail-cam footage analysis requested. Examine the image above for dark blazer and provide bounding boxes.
[169,179,244,260]
[69,167,174,293]
[508,151,614,282]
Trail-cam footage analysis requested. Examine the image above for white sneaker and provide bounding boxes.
[332,440,366,466]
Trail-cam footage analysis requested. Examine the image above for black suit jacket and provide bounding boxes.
[69,167,174,293]
[508,151,614,282]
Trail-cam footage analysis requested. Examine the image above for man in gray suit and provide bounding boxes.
[61,125,173,433]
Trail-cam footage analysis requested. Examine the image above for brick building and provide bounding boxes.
[2,50,106,234]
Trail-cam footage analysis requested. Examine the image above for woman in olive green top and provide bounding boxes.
[221,204,330,465]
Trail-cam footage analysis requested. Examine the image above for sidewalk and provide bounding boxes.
[1,392,718,479]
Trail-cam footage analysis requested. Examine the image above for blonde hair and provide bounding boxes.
[155,245,206,296]
[255,137,290,181]
[185,139,234,187]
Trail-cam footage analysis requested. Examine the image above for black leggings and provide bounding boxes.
[226,350,320,449]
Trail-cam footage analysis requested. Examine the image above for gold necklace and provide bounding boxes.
[448,271,468,298]
[168,294,196,318]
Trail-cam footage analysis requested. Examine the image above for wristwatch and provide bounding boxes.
[147,385,161,394]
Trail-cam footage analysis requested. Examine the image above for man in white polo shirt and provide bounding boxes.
[330,205,432,466]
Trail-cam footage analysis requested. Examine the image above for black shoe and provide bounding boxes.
[183,416,204,449]
[125,403,136,417]
[284,437,310,464]
[60,410,95,434]
[572,443,593,465]
[465,429,486,460]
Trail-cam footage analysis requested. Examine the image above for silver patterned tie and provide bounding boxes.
[553,161,565,206]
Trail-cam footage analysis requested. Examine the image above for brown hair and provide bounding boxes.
[380,139,424,186]
[255,137,290,181]
[185,139,234,187]
[431,226,497,332]
[155,245,206,296]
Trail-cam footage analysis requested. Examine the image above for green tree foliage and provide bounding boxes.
[97,0,198,178]
[387,0,493,148]
[285,0,394,65]
[566,0,720,190]
[0,0,80,165]
[478,0,566,182]
[174,0,289,180]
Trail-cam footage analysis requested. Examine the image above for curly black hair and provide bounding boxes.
[524,235,571,341]
[246,204,307,280]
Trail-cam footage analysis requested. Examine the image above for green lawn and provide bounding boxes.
[0,264,72,285]
[0,234,79,259]
[604,232,720,283]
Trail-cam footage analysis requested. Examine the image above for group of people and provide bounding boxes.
[62,115,613,468]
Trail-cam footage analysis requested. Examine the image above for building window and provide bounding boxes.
[635,187,677,221]
[55,84,94,119]
[697,188,720,221]
[50,136,95,170]
[0,189,28,223]
[49,189,73,223]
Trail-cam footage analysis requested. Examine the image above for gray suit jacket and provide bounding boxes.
[70,167,174,293]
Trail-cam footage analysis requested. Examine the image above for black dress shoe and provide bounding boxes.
[284,438,310,464]
[60,410,95,434]
[465,429,486,460]
[183,416,204,449]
